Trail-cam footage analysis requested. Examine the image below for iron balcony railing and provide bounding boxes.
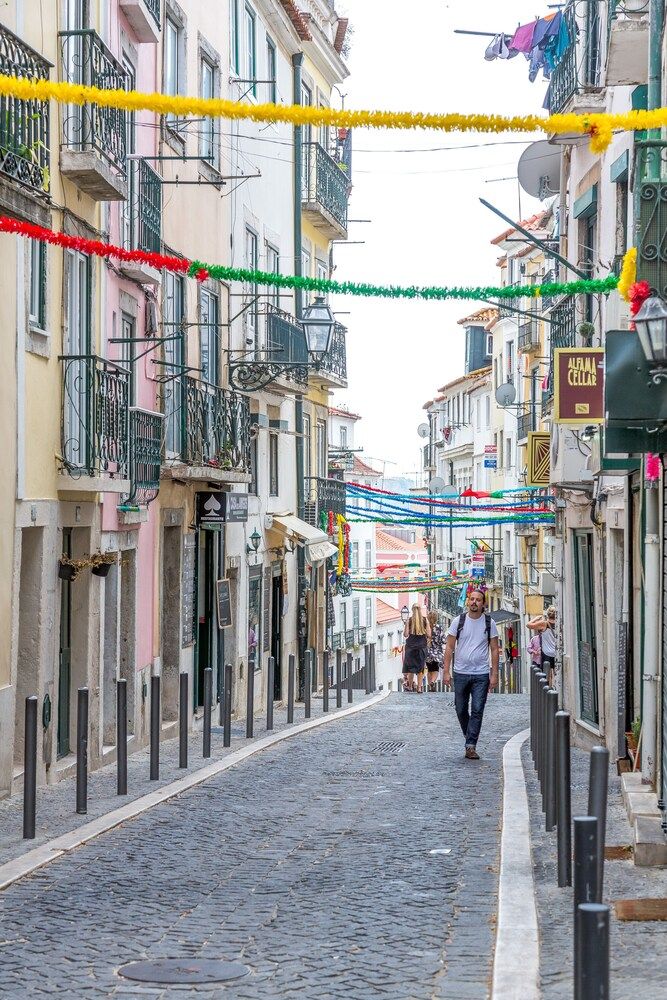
[498,282,520,319]
[143,0,162,28]
[543,294,577,407]
[540,269,557,311]
[127,407,163,505]
[0,24,51,194]
[517,410,534,441]
[181,377,251,472]
[484,552,496,582]
[635,142,667,298]
[266,305,309,367]
[61,355,130,479]
[304,476,346,528]
[303,141,349,232]
[548,0,602,115]
[123,158,162,254]
[518,316,540,352]
[503,565,516,599]
[438,586,462,617]
[318,321,347,384]
[59,29,128,176]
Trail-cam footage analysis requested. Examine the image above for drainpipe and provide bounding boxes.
[292,53,306,694]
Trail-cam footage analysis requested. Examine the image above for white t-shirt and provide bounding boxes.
[448,613,499,675]
[541,626,556,658]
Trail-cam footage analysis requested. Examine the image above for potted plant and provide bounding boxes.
[578,321,595,346]
[91,551,117,578]
[626,717,641,757]
[58,554,86,582]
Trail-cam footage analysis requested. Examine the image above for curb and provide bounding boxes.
[0,690,390,892]
[491,728,540,1000]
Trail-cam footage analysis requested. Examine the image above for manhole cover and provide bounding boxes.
[118,959,250,985]
[370,740,406,755]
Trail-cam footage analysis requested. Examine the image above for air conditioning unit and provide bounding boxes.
[550,424,593,487]
[540,571,556,597]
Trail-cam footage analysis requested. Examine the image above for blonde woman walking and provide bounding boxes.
[402,604,431,692]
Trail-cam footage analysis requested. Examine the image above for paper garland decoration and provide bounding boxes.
[2,72,667,151]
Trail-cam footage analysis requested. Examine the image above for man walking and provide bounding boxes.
[443,590,499,760]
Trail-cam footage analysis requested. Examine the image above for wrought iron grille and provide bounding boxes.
[636,142,667,298]
[540,269,557,311]
[138,158,161,253]
[229,305,308,391]
[498,282,520,319]
[303,141,349,231]
[438,586,462,617]
[61,355,130,478]
[143,0,162,28]
[484,552,496,581]
[548,0,602,114]
[517,410,534,441]
[518,316,540,352]
[0,25,51,194]
[127,407,163,505]
[304,476,346,527]
[318,321,347,384]
[182,377,251,472]
[59,30,128,175]
[503,565,516,599]
[551,295,576,351]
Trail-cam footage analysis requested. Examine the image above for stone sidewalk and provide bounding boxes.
[0,692,528,999]
[524,740,667,999]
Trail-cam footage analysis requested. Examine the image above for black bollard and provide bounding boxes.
[305,650,312,719]
[223,663,232,748]
[587,746,609,900]
[556,711,572,887]
[150,675,160,780]
[546,688,558,832]
[23,696,38,839]
[76,687,89,814]
[179,672,188,769]
[322,650,329,713]
[311,646,317,693]
[245,660,254,739]
[116,678,128,795]
[370,643,376,691]
[364,645,371,694]
[203,667,213,755]
[573,815,599,997]
[336,649,342,708]
[267,656,275,730]
[287,653,295,723]
[538,676,548,802]
[348,653,354,703]
[530,667,536,762]
[577,903,610,1000]
[398,676,403,692]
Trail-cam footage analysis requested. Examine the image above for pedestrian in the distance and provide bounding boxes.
[426,610,445,692]
[528,606,557,686]
[443,589,499,759]
[402,604,431,692]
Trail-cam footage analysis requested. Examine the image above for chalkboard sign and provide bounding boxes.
[578,641,594,721]
[216,578,232,629]
[617,622,628,758]
[263,571,271,652]
[182,534,197,647]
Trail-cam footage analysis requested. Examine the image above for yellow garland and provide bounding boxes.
[2,73,667,152]
[617,247,637,302]
[336,514,345,576]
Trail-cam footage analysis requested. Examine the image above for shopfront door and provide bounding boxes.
[574,530,599,725]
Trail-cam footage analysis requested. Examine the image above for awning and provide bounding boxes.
[306,540,338,564]
[490,609,521,626]
[270,513,326,545]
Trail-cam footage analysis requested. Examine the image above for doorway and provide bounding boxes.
[196,529,215,707]
[58,528,73,758]
[271,570,282,700]
[162,525,181,721]
[102,560,119,746]
[14,528,44,768]
[573,530,599,725]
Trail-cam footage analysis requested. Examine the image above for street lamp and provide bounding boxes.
[301,296,335,363]
[401,605,410,625]
[246,529,261,556]
[633,294,667,382]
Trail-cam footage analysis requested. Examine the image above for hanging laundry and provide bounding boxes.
[531,11,558,51]
[544,13,571,73]
[509,20,537,55]
[484,33,517,61]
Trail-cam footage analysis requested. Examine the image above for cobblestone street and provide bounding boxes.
[0,693,526,999]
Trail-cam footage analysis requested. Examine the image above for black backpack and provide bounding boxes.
[456,612,492,646]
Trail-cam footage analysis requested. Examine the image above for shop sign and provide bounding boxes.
[484,443,497,469]
[554,348,604,424]
[197,491,248,529]
[527,432,550,486]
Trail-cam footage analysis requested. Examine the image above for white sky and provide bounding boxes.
[330,0,546,482]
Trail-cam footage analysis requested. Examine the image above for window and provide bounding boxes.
[249,429,258,495]
[365,597,372,626]
[615,179,628,262]
[365,540,372,569]
[163,271,185,455]
[505,436,512,470]
[199,55,218,167]
[352,599,360,627]
[200,288,218,385]
[527,543,538,586]
[506,341,514,381]
[302,247,311,282]
[266,243,280,311]
[266,37,276,103]
[485,394,491,428]
[245,228,258,347]
[244,3,256,95]
[486,334,493,357]
[29,239,46,330]
[230,0,240,73]
[316,258,328,300]
[475,398,481,433]
[316,420,326,477]
[388,631,394,650]
[120,312,136,406]
[269,431,279,496]
[340,602,347,635]
[164,14,183,130]
[64,249,91,469]
[339,426,347,448]
[351,541,358,570]
[248,566,262,671]
[303,413,311,480]
[377,634,385,654]
[498,430,504,469]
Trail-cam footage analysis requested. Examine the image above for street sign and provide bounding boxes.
[484,458,497,469]
[484,444,497,454]
[216,578,232,629]
[197,491,248,529]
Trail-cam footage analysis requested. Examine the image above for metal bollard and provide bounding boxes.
[311,645,317,693]
[150,675,160,781]
[577,903,610,1000]
[322,651,329,713]
[76,688,89,814]
[287,654,295,723]
[346,653,353,703]
[398,676,403,692]
[587,746,609,901]
[556,711,572,887]
[223,663,232,748]
[245,660,254,739]
[305,650,312,719]
[573,815,599,997]
[364,645,371,694]
[178,673,188,769]
[23,696,38,839]
[336,649,342,708]
[538,676,548,802]
[267,656,275,730]
[546,688,558,832]
[117,678,128,795]
[203,667,213,755]
[530,667,536,762]
[369,643,376,691]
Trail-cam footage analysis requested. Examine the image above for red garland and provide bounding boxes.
[327,511,334,536]
[629,279,651,330]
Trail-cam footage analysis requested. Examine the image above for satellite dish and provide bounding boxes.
[495,382,517,407]
[429,476,446,493]
[518,141,561,201]
[417,423,430,438]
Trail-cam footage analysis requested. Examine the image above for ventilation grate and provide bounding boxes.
[369,740,406,755]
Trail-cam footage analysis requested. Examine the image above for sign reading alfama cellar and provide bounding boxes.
[554,348,604,424]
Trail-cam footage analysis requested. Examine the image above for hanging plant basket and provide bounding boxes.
[90,551,117,577]
[91,562,112,577]
[58,559,78,582]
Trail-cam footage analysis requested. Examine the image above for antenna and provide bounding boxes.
[517,141,561,202]
[417,423,430,438]
[495,382,517,407]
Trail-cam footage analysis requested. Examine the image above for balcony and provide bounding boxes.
[636,143,667,298]
[127,407,164,506]
[518,315,540,353]
[0,25,52,225]
[304,476,346,528]
[547,1,604,117]
[498,282,520,320]
[302,141,349,240]
[162,376,251,484]
[484,552,497,583]
[502,565,516,600]
[606,0,648,87]
[59,30,128,200]
[438,586,462,618]
[120,0,161,44]
[119,158,162,285]
[59,355,130,494]
[517,410,534,442]
[316,321,347,387]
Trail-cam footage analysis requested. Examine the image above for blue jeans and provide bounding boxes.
[454,672,490,747]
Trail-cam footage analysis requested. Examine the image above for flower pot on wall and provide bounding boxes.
[58,560,78,582]
[91,562,112,578]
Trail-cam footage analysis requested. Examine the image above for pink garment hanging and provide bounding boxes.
[509,20,537,54]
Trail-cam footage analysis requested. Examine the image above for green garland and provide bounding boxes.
[188,259,618,304]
